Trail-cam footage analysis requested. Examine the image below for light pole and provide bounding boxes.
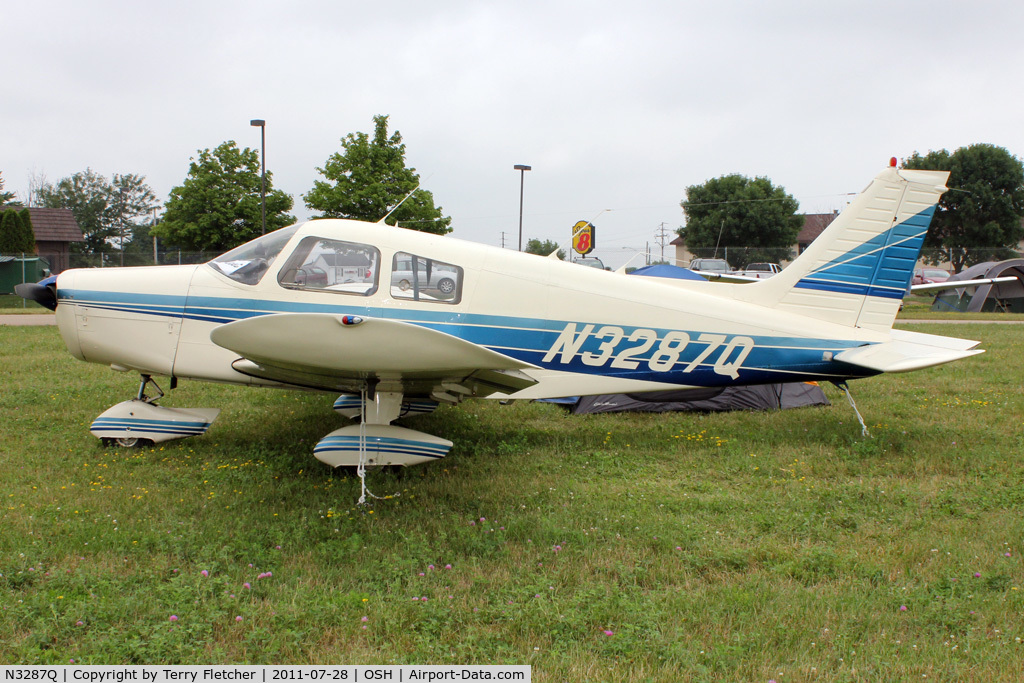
[514,164,531,251]
[118,187,126,267]
[250,119,267,235]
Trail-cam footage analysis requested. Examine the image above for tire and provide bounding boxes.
[103,437,153,448]
[437,278,455,295]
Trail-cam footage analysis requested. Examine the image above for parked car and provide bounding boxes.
[688,258,731,273]
[391,260,459,295]
[735,262,783,279]
[912,267,951,286]
[572,257,608,270]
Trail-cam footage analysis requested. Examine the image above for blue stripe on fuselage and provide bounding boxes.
[57,287,874,386]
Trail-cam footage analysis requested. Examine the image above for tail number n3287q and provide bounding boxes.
[540,323,754,378]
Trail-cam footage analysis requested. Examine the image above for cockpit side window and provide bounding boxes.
[277,236,380,296]
[208,225,299,285]
[390,251,462,304]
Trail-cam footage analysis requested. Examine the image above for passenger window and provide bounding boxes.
[277,237,380,296]
[390,252,462,304]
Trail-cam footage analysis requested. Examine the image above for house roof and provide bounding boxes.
[20,207,85,242]
[798,212,838,244]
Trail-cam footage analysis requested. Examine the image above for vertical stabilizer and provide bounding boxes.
[738,165,949,331]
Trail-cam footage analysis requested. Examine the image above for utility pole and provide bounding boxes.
[655,222,669,264]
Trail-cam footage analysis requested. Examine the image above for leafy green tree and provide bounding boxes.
[903,144,1024,272]
[0,172,17,206]
[525,238,565,260]
[679,174,802,268]
[304,115,452,235]
[18,208,37,252]
[36,169,158,256]
[109,174,158,254]
[156,141,295,253]
[37,169,115,255]
[0,210,23,252]
[0,209,34,253]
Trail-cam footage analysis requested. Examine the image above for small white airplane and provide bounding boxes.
[19,162,983,470]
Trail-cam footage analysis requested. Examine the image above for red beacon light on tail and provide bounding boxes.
[890,157,898,168]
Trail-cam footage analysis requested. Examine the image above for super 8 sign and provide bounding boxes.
[572,221,595,255]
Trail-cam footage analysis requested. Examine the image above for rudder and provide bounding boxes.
[738,165,949,331]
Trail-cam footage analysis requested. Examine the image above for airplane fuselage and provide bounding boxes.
[53,218,889,400]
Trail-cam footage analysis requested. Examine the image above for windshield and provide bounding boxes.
[208,225,300,285]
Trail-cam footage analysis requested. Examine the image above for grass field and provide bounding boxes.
[1,323,1022,680]
[0,294,50,313]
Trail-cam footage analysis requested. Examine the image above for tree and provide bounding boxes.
[18,208,37,252]
[109,174,158,255]
[679,174,802,268]
[903,144,1024,273]
[0,172,16,206]
[36,169,158,256]
[525,238,565,260]
[156,141,295,253]
[304,115,452,235]
[0,210,22,252]
[0,209,34,253]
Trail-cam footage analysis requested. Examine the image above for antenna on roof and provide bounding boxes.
[377,183,420,225]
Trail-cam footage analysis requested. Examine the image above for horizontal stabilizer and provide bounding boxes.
[910,276,1018,293]
[834,329,982,373]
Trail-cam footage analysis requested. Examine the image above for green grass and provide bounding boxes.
[0,293,51,313]
[2,324,1023,679]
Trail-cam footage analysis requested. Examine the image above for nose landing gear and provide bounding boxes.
[90,374,221,448]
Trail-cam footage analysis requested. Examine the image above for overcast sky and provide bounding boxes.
[6,1,1024,267]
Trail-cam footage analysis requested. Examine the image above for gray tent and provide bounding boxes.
[556,383,829,415]
[932,259,1024,313]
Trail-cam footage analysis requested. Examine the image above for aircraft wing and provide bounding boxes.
[909,276,1018,293]
[209,313,538,396]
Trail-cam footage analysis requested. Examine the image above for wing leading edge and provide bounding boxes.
[209,313,538,396]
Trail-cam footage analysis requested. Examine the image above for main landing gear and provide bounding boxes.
[90,374,220,448]
[314,389,451,468]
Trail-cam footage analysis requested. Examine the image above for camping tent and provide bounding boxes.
[550,383,829,415]
[630,263,707,281]
[932,259,1024,313]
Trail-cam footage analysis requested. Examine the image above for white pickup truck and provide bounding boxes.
[734,262,782,279]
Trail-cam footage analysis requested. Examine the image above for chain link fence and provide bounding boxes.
[1,250,210,302]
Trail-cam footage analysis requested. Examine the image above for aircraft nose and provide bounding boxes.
[59,264,197,375]
[53,270,85,361]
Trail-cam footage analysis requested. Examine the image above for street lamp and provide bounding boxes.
[250,119,267,235]
[118,187,126,267]
[514,164,531,251]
